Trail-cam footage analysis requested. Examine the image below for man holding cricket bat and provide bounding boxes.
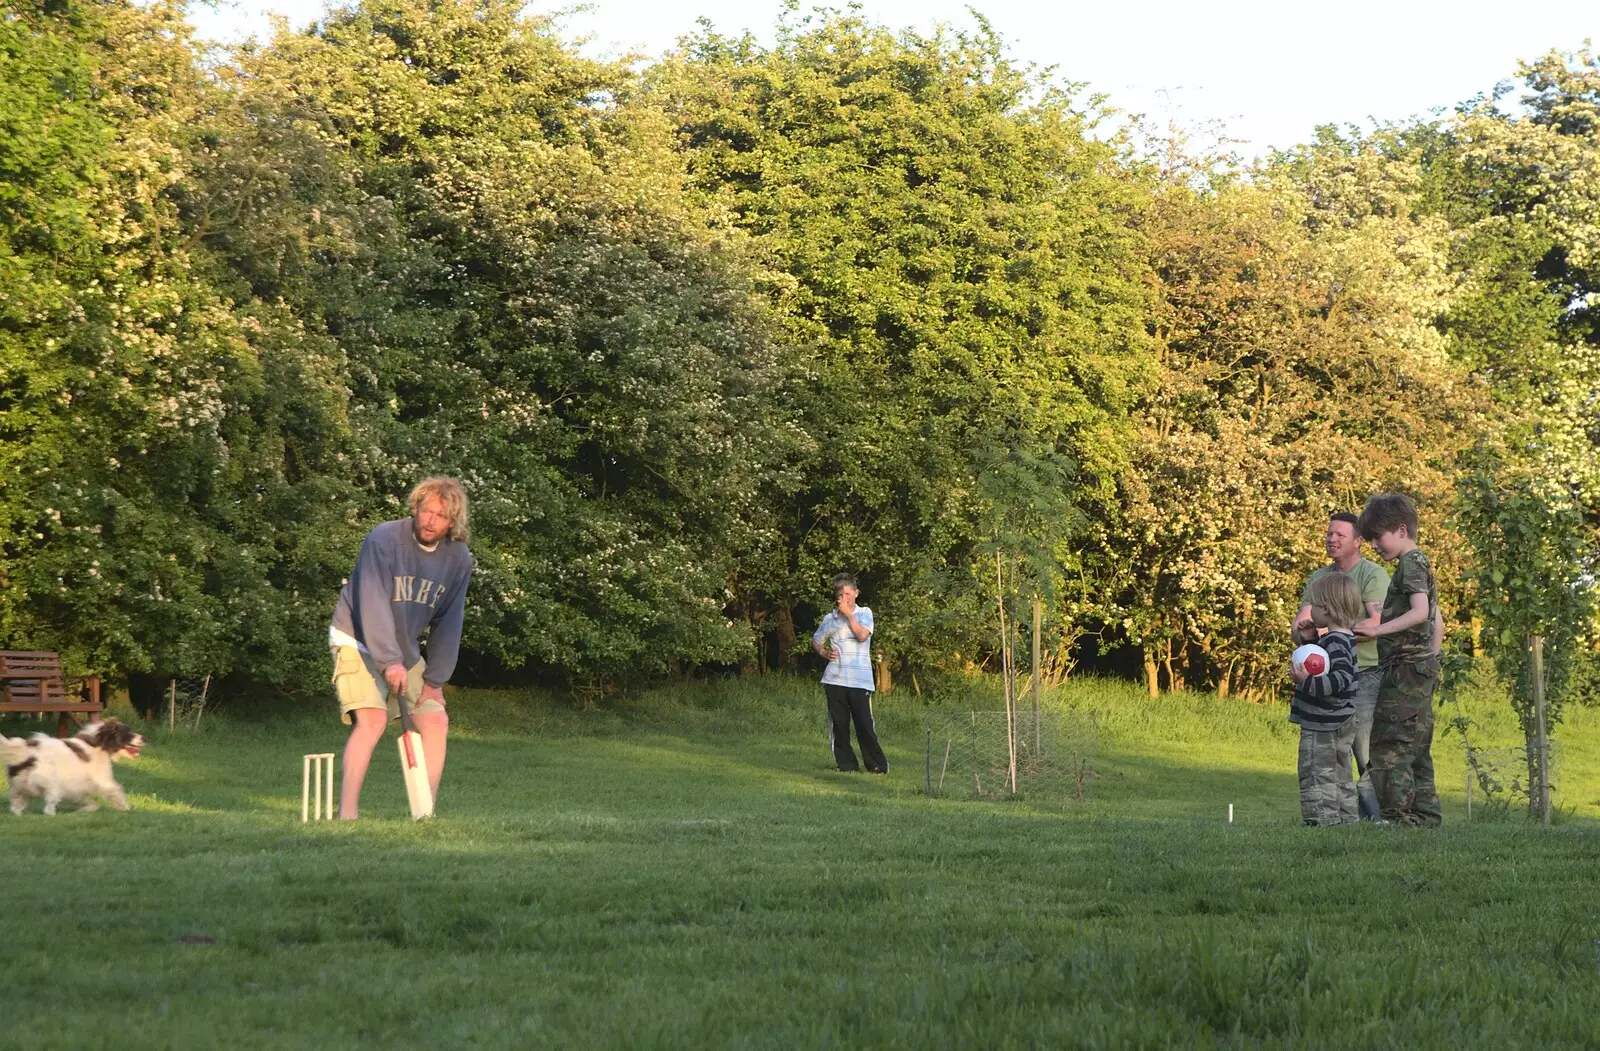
[329,476,474,819]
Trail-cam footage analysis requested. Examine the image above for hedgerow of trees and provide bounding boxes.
[2,1,1595,706]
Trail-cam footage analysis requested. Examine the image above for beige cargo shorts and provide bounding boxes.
[330,645,445,725]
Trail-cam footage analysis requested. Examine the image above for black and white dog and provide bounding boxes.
[3,719,146,815]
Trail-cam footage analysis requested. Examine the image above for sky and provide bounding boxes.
[187,0,1598,156]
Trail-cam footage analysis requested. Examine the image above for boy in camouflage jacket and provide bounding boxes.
[1355,493,1445,827]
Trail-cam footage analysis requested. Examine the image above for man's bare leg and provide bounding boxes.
[339,708,387,819]
[414,709,448,803]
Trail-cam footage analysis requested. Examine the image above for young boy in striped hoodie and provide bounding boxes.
[1290,573,1363,825]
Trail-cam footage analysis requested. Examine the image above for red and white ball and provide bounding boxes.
[1292,643,1329,677]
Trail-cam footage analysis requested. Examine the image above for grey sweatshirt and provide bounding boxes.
[329,518,473,687]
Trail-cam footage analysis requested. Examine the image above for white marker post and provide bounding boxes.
[1228,803,1234,824]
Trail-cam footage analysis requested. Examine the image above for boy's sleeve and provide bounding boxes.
[1397,552,1431,594]
[1304,635,1358,702]
[856,608,874,634]
[811,615,830,647]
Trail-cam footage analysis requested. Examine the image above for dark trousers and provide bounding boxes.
[824,684,887,773]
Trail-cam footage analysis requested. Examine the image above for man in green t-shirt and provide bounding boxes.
[1292,512,1389,820]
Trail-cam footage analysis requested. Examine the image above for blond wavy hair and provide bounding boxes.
[408,476,470,542]
[1305,572,1363,631]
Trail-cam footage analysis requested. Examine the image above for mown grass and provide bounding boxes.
[2,673,1599,1048]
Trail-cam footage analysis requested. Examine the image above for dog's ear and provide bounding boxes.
[87,720,128,752]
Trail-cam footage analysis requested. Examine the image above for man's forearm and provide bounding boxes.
[1290,604,1314,645]
[1360,601,1382,634]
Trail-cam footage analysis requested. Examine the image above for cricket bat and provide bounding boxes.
[395,689,435,820]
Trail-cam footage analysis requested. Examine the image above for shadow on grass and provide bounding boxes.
[98,727,1305,829]
[66,699,1595,839]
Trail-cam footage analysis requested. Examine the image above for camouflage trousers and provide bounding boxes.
[1298,719,1358,825]
[1369,658,1443,827]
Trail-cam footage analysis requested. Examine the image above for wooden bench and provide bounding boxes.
[0,651,103,736]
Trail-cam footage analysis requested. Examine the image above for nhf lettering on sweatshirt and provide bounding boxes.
[329,518,474,688]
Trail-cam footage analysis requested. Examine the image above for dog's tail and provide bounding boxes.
[1,735,29,766]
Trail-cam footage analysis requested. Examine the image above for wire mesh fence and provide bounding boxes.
[922,710,1098,805]
[161,675,214,732]
[1464,742,1562,820]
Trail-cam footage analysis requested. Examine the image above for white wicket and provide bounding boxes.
[302,752,335,822]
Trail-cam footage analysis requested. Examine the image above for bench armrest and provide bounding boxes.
[63,675,102,707]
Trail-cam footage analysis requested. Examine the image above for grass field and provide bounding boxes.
[3,673,1600,1048]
